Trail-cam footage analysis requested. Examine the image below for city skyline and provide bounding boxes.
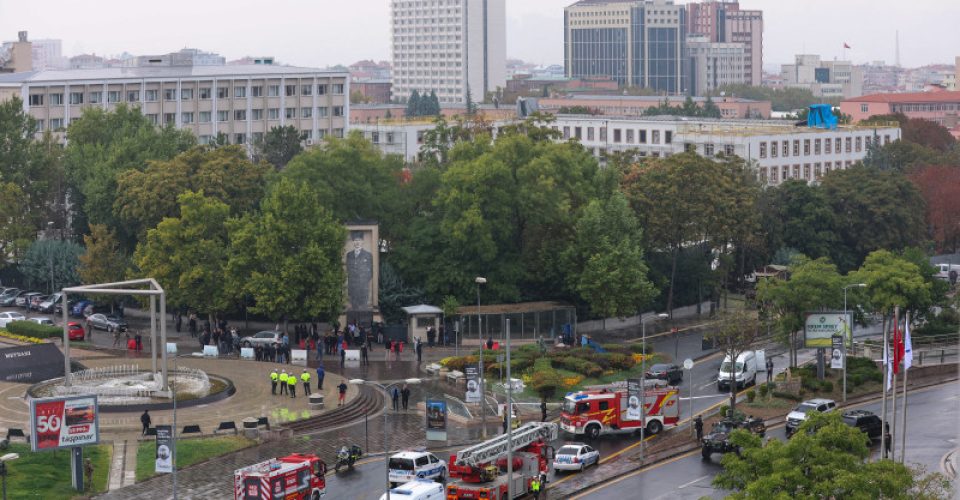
[2,0,957,71]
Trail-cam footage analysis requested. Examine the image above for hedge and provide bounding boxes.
[772,391,802,402]
[6,321,60,340]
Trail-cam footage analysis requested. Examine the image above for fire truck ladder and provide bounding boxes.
[454,422,558,467]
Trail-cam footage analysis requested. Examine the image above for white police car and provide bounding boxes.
[379,479,445,500]
[552,443,600,473]
[388,451,446,487]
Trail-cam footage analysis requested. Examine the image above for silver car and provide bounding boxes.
[86,313,128,332]
[241,330,282,348]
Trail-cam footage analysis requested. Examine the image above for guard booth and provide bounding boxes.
[401,304,443,344]
[456,301,577,346]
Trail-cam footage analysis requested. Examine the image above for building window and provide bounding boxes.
[301,85,312,96]
[724,144,735,155]
[803,164,810,179]
[89,92,102,104]
[251,86,263,97]
[824,161,831,173]
[638,130,647,143]
[575,127,582,140]
[704,144,715,156]
[771,141,778,157]
[199,111,211,123]
[285,85,296,97]
[317,84,327,95]
[771,167,778,183]
[386,132,394,143]
[198,135,211,145]
[825,138,832,154]
[164,89,176,100]
[49,118,64,130]
[234,133,245,144]
[626,129,634,144]
[759,167,768,183]
[814,163,822,179]
[252,132,264,143]
[782,166,790,180]
[563,126,570,140]
[234,86,247,98]
[371,131,379,144]
[792,140,800,156]
[855,136,862,152]
[316,107,328,117]
[268,108,280,120]
[182,112,194,124]
[587,127,594,141]
[814,139,821,155]
[145,90,158,102]
[835,138,842,152]
[884,135,890,144]
[317,129,326,139]
[235,110,247,121]
[860,104,868,113]
[217,110,229,122]
[845,137,852,152]
[70,92,84,105]
[108,91,120,103]
[301,107,312,119]
[217,87,229,99]
[146,114,158,125]
[599,127,606,141]
[50,93,64,105]
[652,130,660,144]
[268,85,280,97]
[181,89,193,100]
[333,106,344,117]
[760,142,767,158]
[793,165,800,178]
[29,94,44,106]
[163,113,175,125]
[126,90,139,102]
[803,140,810,156]
[252,109,263,120]
[36,119,44,131]
[199,87,211,99]
[332,84,344,94]
[613,129,622,143]
[285,108,296,119]
[665,131,673,144]
[333,128,344,138]
[782,140,790,157]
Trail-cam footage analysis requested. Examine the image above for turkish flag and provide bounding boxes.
[843,43,851,49]
[892,315,903,375]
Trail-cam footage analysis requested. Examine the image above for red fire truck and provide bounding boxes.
[559,382,679,439]
[234,453,326,500]
[446,422,557,500]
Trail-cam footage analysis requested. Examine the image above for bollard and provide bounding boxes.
[308,393,324,410]
[242,417,259,440]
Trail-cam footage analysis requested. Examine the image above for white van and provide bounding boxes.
[379,479,445,500]
[718,351,758,391]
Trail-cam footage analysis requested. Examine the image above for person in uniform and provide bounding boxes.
[279,370,289,396]
[270,369,278,395]
[301,370,311,396]
[287,372,297,398]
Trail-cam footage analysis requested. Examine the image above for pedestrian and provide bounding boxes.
[486,337,494,350]
[84,458,94,492]
[391,387,400,411]
[361,341,368,366]
[503,410,509,434]
[340,346,346,368]
[140,410,151,435]
[427,326,435,347]
[135,330,143,353]
[401,384,411,410]
[270,369,278,395]
[531,475,541,500]
[338,381,348,406]
[315,335,323,361]
[541,400,547,422]
[287,371,296,398]
[254,345,263,362]
[316,365,325,391]
[884,423,892,458]
[279,370,288,396]
[439,324,446,346]
[301,369,311,396]
[695,415,704,442]
[416,339,423,364]
[175,313,182,333]
[188,313,197,338]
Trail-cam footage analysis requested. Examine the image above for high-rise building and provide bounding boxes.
[782,54,863,99]
[686,1,762,86]
[564,0,687,93]
[391,0,506,104]
[30,38,64,70]
[685,35,745,96]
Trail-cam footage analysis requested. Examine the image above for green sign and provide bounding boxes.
[804,312,853,348]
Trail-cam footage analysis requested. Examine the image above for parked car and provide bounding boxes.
[718,350,759,391]
[67,322,85,341]
[86,313,128,332]
[786,398,837,437]
[0,311,26,328]
[27,317,55,326]
[842,409,883,443]
[16,292,42,309]
[241,330,283,348]
[0,288,22,306]
[38,293,62,313]
[387,451,446,487]
[29,294,49,311]
[645,363,683,385]
[553,443,600,473]
[71,300,95,317]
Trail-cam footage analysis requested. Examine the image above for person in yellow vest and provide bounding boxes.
[270,369,279,395]
[279,370,289,396]
[301,370,311,396]
[287,371,297,398]
[530,475,541,499]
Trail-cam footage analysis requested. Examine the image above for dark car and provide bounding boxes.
[701,416,766,459]
[842,409,883,443]
[645,363,683,385]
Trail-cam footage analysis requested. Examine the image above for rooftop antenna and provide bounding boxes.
[895,30,901,68]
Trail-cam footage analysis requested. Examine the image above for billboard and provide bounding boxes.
[0,343,65,383]
[30,395,99,451]
[625,379,642,421]
[804,312,853,348]
[464,366,481,403]
[425,399,447,441]
[155,425,173,473]
[830,335,845,370]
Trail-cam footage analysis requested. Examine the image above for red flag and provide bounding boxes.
[843,43,851,49]
[892,314,903,375]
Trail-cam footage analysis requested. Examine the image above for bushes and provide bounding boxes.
[846,356,881,388]
[629,343,651,354]
[746,389,756,403]
[606,353,636,371]
[757,383,770,398]
[772,391,802,402]
[5,321,60,340]
[820,381,834,392]
[551,356,603,377]
[530,368,564,400]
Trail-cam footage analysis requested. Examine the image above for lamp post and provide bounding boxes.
[1,453,20,500]
[640,312,668,463]
[842,283,867,402]
[46,221,55,294]
[475,276,487,439]
[350,378,421,500]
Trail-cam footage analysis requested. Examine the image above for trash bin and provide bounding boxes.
[242,417,259,439]
[309,393,324,410]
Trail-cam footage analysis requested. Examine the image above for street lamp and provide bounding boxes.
[475,276,487,439]
[350,378,421,500]
[640,312,668,463]
[46,221,55,294]
[842,283,867,402]
[0,453,20,500]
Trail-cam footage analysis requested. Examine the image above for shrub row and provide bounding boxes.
[6,321,60,339]
[772,391,802,402]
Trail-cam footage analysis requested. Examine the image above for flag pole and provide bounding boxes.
[880,308,889,460]
[891,310,899,462]
[900,311,910,464]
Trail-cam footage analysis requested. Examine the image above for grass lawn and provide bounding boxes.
[134,435,254,482]
[1,442,111,499]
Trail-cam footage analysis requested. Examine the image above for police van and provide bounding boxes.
[378,479,445,500]
[388,450,446,487]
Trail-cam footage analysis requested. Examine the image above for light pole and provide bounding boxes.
[350,378,421,500]
[505,318,514,500]
[1,453,20,500]
[640,312,668,463]
[166,343,179,500]
[46,221,55,294]
[475,276,487,439]
[842,283,867,403]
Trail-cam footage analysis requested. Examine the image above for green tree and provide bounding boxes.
[701,95,722,118]
[705,307,761,412]
[20,239,84,293]
[756,255,843,367]
[714,411,952,499]
[114,145,271,238]
[713,84,837,112]
[254,125,306,170]
[78,224,128,286]
[0,182,33,265]
[760,179,840,263]
[851,249,932,329]
[133,191,233,321]
[406,90,421,117]
[862,113,957,152]
[378,261,425,324]
[465,86,477,116]
[227,178,346,328]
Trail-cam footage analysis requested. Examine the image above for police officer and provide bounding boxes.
[270,369,279,395]
[694,415,704,442]
[279,370,288,396]
[287,371,297,398]
[316,365,325,391]
[531,475,541,499]
[301,370,311,396]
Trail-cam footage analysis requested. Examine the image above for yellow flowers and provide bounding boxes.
[0,330,44,344]
[562,375,584,388]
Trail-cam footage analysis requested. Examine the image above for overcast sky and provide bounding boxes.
[2,0,957,70]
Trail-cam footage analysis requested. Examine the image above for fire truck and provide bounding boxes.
[234,453,326,500]
[446,422,557,500]
[559,382,679,439]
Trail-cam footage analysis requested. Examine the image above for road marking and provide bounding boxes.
[678,474,710,489]
[569,449,700,499]
[680,394,727,401]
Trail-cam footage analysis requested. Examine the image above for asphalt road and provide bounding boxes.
[574,380,960,500]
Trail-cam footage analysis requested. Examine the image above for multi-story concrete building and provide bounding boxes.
[0,65,349,145]
[391,0,506,104]
[535,94,770,119]
[840,90,960,138]
[29,38,64,71]
[781,54,863,99]
[128,48,225,68]
[685,35,746,96]
[547,114,899,186]
[686,1,763,86]
[0,31,33,73]
[564,0,687,93]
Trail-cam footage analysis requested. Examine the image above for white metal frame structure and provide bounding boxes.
[452,422,557,468]
[60,279,169,391]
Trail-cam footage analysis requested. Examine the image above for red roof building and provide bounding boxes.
[841,90,960,138]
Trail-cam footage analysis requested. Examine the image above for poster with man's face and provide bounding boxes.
[344,226,378,311]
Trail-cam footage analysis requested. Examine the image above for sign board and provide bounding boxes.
[804,312,853,348]
[155,425,173,473]
[683,358,694,370]
[830,335,845,370]
[425,399,447,441]
[30,395,100,451]
[464,366,481,403]
[291,349,308,366]
[0,343,65,383]
[239,347,254,360]
[625,378,642,421]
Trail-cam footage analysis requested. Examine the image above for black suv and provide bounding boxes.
[701,416,766,459]
[841,409,883,443]
[645,363,683,386]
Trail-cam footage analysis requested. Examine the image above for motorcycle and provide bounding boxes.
[334,444,362,472]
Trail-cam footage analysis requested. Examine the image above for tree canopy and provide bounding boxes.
[253,125,306,170]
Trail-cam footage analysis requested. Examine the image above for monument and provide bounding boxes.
[342,222,380,328]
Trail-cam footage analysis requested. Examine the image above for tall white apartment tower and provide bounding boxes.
[391,0,506,104]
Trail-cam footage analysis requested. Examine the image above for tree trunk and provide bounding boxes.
[667,245,679,318]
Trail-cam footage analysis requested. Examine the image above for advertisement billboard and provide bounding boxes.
[464,366,481,403]
[425,399,447,441]
[155,425,173,473]
[30,395,99,451]
[626,379,642,421]
[830,335,845,370]
[804,312,853,348]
